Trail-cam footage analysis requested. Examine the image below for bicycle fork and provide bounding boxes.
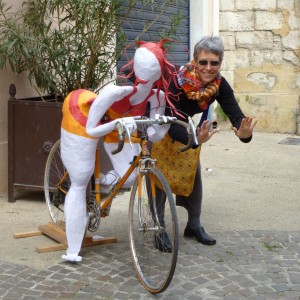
[137,139,162,233]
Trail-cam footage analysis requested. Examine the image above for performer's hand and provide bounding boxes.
[120,117,137,134]
[196,120,218,144]
[233,116,257,139]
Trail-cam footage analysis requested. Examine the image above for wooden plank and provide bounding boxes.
[36,237,117,253]
[14,222,118,254]
[38,222,67,245]
[82,236,117,247]
[13,230,43,239]
[36,243,67,253]
[56,220,66,229]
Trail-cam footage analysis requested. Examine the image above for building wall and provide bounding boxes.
[219,0,300,134]
[0,1,40,193]
[0,0,299,193]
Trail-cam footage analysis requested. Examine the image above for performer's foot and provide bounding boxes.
[62,253,82,262]
[184,223,216,245]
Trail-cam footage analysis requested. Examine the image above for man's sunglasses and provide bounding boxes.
[198,60,220,66]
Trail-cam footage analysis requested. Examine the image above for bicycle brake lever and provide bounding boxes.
[123,122,133,147]
[111,122,126,155]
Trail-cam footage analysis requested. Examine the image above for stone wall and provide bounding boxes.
[218,0,300,134]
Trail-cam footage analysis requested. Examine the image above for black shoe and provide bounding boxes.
[155,231,172,253]
[184,223,216,245]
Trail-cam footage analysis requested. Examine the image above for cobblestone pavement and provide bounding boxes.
[1,132,299,299]
[1,229,299,299]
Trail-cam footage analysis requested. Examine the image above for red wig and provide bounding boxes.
[121,39,181,115]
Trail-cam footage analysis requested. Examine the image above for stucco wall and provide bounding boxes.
[0,1,39,193]
[218,0,300,134]
[0,0,299,193]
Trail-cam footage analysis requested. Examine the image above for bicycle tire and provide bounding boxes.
[44,140,67,224]
[128,167,179,294]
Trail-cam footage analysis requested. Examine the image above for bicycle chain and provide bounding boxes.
[86,193,101,232]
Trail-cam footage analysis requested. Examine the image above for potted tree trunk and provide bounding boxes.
[0,0,186,202]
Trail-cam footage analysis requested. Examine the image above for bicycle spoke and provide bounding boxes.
[44,140,67,224]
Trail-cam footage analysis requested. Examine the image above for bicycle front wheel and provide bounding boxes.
[128,168,178,294]
[44,140,67,224]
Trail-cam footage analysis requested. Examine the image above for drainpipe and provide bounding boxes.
[189,0,220,124]
[207,0,220,122]
[297,95,300,136]
[202,0,210,36]
[212,0,219,36]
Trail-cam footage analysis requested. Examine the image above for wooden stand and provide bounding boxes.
[13,222,117,253]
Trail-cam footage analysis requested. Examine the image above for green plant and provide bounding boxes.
[0,0,187,100]
[214,104,228,121]
[214,96,240,121]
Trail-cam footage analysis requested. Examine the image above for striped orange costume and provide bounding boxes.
[62,88,154,142]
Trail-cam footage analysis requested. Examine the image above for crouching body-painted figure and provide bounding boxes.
[60,41,176,262]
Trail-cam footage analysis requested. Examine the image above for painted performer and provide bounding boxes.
[60,41,177,262]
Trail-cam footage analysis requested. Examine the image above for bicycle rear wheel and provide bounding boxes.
[44,140,67,224]
[128,168,178,294]
[44,140,101,233]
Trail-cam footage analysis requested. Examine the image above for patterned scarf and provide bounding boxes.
[177,60,221,110]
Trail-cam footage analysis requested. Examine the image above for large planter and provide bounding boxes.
[8,84,63,202]
[7,84,114,203]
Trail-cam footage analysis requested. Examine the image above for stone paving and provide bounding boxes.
[1,131,299,299]
[1,229,299,299]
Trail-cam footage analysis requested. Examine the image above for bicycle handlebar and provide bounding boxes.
[111,115,198,155]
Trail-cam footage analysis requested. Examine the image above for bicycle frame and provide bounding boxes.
[44,115,198,293]
[95,136,151,218]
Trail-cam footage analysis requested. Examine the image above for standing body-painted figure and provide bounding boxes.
[60,41,176,262]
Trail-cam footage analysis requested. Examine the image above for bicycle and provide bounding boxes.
[44,115,197,294]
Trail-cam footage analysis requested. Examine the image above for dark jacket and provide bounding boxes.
[166,75,252,145]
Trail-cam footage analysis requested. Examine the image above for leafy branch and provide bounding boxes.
[0,0,188,99]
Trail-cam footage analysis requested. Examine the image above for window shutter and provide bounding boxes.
[117,1,189,77]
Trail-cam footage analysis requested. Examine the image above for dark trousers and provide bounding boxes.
[155,163,203,220]
[176,163,203,217]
